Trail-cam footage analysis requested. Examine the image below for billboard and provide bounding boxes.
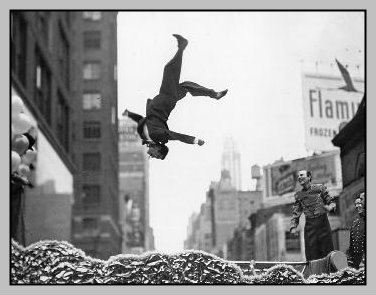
[119,117,140,147]
[269,151,340,197]
[302,73,364,151]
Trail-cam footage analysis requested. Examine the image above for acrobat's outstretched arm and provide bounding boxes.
[149,126,204,146]
[123,109,144,123]
[166,130,205,146]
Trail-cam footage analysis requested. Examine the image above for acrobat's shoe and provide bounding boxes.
[214,89,228,100]
[173,34,188,50]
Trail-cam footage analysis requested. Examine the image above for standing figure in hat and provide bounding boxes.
[123,34,228,160]
[290,170,336,261]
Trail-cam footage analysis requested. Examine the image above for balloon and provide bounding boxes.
[27,126,38,142]
[18,164,31,177]
[11,151,21,173]
[12,113,33,134]
[11,125,15,141]
[22,150,37,165]
[11,95,24,117]
[12,134,29,156]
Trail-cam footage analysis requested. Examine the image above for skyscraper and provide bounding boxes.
[118,117,154,254]
[11,11,75,245]
[221,137,242,190]
[70,11,121,259]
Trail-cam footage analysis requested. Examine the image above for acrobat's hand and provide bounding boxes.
[122,109,129,117]
[194,138,205,146]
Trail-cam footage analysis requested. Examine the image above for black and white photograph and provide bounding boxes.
[10,10,366,287]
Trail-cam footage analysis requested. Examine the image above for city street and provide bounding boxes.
[10,10,365,285]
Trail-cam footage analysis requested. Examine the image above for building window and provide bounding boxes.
[82,217,98,230]
[34,48,52,124]
[83,62,101,80]
[84,31,101,49]
[82,185,101,205]
[83,121,101,139]
[83,153,101,171]
[11,12,27,86]
[285,231,301,252]
[56,92,70,151]
[82,11,102,21]
[57,26,70,88]
[83,92,101,110]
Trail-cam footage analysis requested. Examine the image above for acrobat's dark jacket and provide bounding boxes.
[126,99,195,145]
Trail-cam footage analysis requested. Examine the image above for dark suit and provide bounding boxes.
[127,46,218,145]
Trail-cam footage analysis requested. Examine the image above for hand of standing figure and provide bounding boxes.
[290,227,298,235]
[324,203,336,212]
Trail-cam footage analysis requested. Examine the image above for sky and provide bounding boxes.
[117,11,364,252]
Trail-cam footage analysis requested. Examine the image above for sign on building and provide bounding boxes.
[119,117,140,146]
[265,150,341,198]
[302,73,364,152]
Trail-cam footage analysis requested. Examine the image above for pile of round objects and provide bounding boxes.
[11,94,37,183]
[11,240,242,284]
[242,264,306,284]
[306,267,365,284]
[11,240,365,285]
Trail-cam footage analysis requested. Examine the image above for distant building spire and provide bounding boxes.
[221,137,241,190]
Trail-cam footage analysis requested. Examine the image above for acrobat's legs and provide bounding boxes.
[159,35,187,98]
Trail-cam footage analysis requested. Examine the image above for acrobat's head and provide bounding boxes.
[147,143,169,160]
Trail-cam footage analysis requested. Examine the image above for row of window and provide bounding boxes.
[11,12,112,155]
[12,12,105,84]
[11,12,71,152]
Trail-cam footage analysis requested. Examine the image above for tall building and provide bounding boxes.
[118,117,154,254]
[11,11,75,245]
[226,189,263,260]
[70,11,121,260]
[184,212,199,249]
[221,137,242,190]
[185,169,262,259]
[184,201,212,252]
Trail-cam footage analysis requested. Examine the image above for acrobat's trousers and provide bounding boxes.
[159,47,218,101]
